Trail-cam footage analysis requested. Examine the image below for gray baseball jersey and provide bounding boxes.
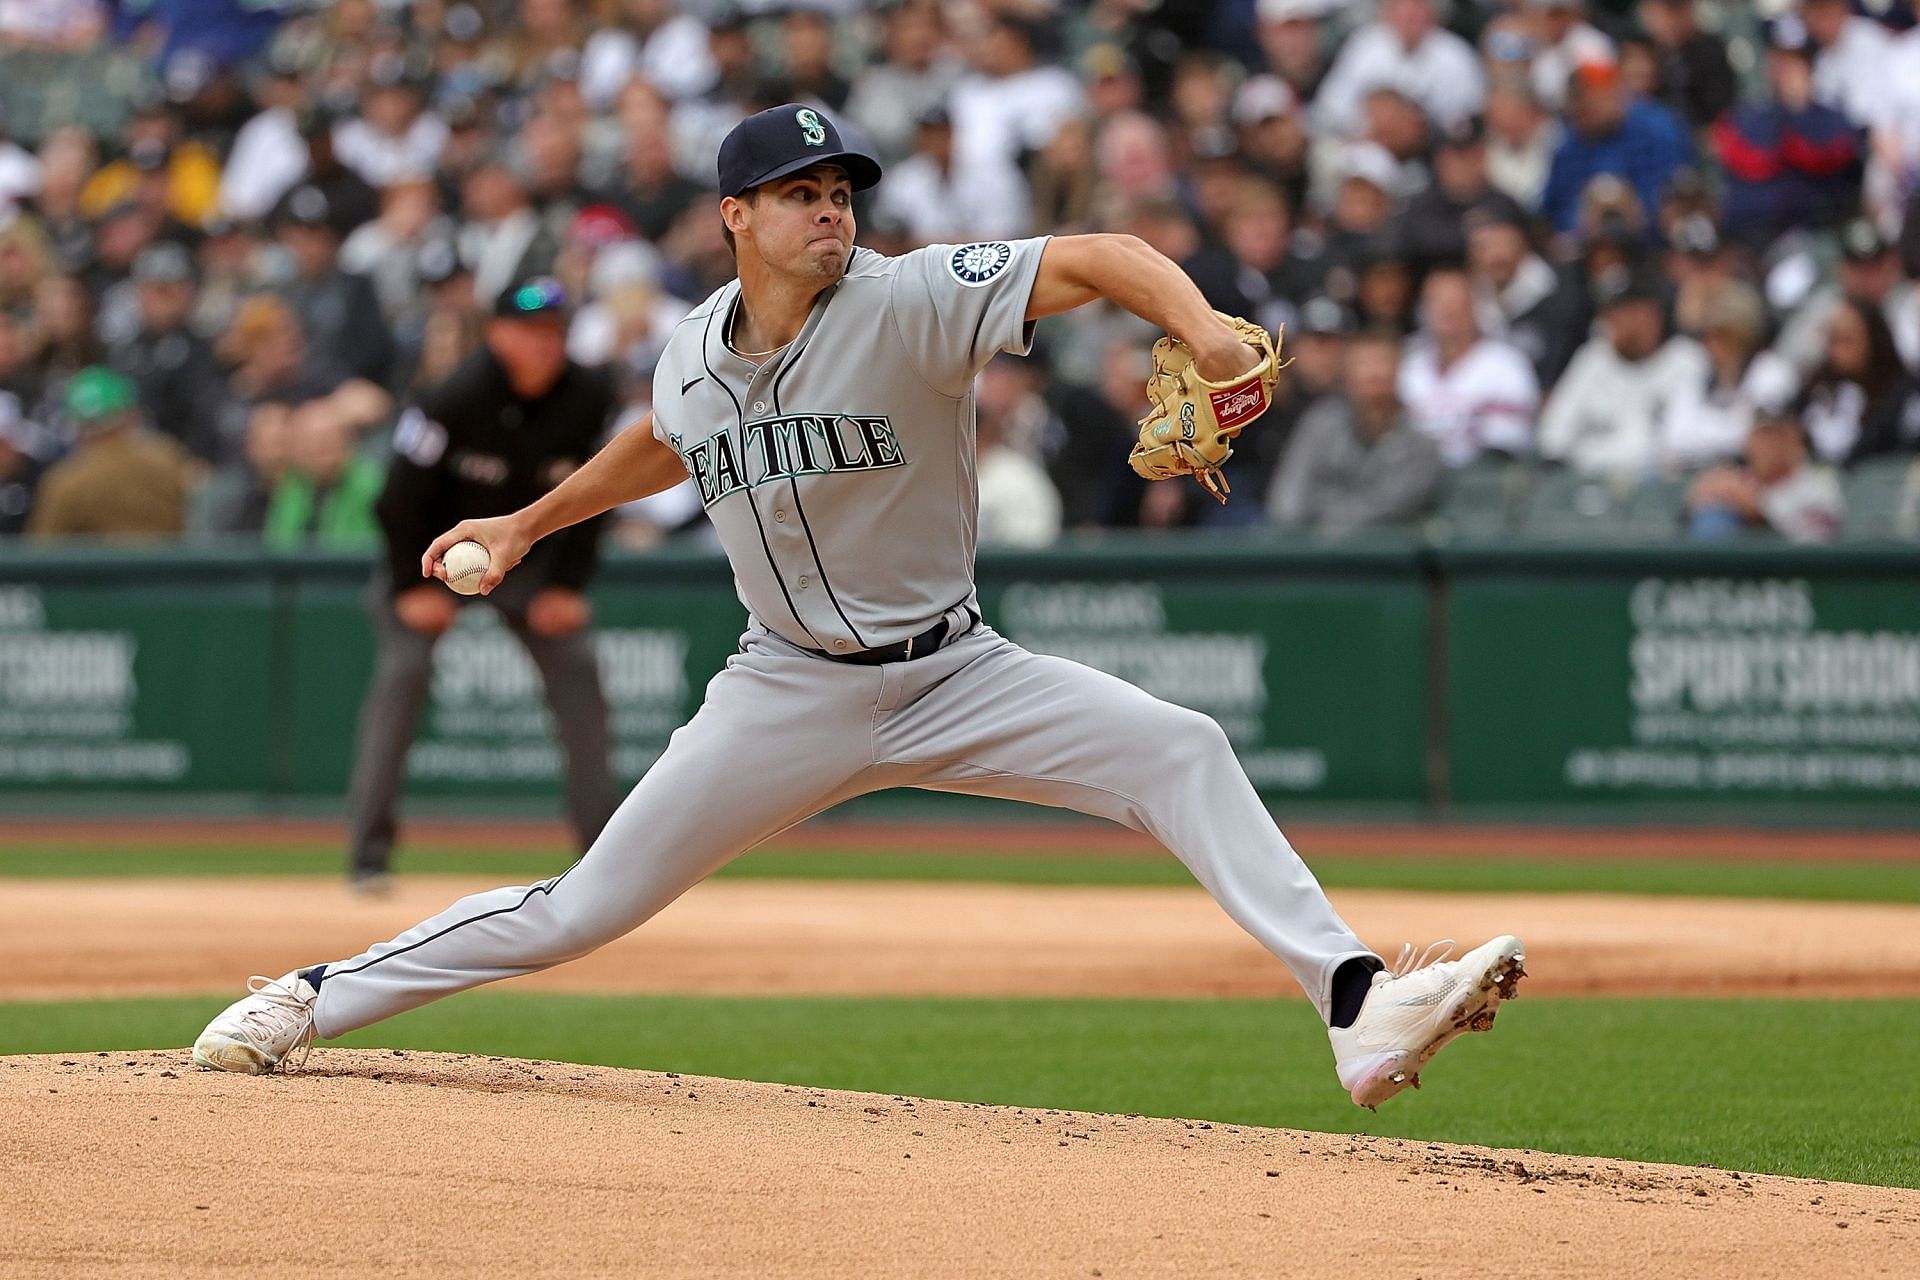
[650,238,1048,653]
[298,240,1377,1048]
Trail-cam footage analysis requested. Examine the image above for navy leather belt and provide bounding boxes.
[810,608,978,665]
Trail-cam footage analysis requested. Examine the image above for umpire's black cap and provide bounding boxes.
[493,275,570,320]
[718,103,882,199]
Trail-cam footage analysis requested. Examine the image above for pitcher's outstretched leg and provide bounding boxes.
[874,631,1525,1108]
[195,639,885,1067]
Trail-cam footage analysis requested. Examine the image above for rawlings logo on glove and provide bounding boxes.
[1129,312,1283,504]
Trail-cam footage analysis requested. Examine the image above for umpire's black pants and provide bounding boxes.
[344,575,616,877]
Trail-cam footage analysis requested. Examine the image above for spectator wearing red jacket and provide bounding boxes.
[1713,17,1861,251]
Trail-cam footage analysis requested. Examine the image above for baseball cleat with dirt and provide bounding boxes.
[192,971,320,1074]
[1328,935,1526,1110]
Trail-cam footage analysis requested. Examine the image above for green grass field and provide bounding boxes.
[5,833,1917,1189]
[6,841,1920,902]
[5,990,1916,1188]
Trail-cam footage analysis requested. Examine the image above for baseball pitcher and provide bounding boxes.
[195,105,1525,1110]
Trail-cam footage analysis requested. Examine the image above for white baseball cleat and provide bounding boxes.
[1328,935,1526,1110]
[192,971,320,1075]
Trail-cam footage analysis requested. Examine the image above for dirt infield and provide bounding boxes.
[7,876,1920,1003]
[2,1050,1913,1279]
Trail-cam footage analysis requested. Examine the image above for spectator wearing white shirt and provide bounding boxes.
[1483,71,1560,211]
[0,0,102,47]
[844,1,963,164]
[1659,280,1798,470]
[1539,267,1709,476]
[873,107,1030,246]
[1319,142,1403,271]
[458,162,553,308]
[332,63,449,193]
[613,470,710,549]
[1866,2,1920,227]
[1665,214,1741,340]
[1465,199,1583,386]
[1525,0,1616,111]
[339,176,455,326]
[1800,0,1891,130]
[1398,267,1540,467]
[949,13,1085,173]
[579,0,716,109]
[220,52,310,223]
[1797,293,1920,463]
[974,356,1063,547]
[1313,0,1486,139]
[0,389,48,534]
[1358,86,1435,195]
[1686,407,1845,543]
[1773,217,1920,387]
[0,105,42,216]
[566,242,691,376]
[659,6,757,181]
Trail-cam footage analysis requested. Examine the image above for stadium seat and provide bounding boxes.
[1841,457,1920,541]
[1426,458,1529,541]
[1623,475,1689,540]
[1516,468,1665,542]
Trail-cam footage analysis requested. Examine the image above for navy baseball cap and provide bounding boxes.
[717,103,882,199]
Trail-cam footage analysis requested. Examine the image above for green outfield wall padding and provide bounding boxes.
[2,536,1917,811]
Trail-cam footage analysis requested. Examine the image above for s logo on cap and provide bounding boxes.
[796,108,826,147]
[513,279,566,312]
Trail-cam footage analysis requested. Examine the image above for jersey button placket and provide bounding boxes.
[750,364,822,637]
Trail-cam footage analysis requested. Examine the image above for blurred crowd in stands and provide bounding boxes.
[2,0,1920,549]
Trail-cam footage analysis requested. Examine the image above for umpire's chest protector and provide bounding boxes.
[652,238,1050,654]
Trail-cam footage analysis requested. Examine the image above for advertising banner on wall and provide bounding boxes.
[0,579,274,790]
[977,572,1428,803]
[271,561,1430,806]
[14,544,1911,812]
[1447,572,1920,804]
[282,577,744,797]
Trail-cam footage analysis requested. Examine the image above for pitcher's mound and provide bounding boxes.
[2,1051,1914,1278]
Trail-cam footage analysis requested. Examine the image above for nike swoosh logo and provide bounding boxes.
[681,376,705,395]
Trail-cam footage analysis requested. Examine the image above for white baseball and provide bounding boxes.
[441,540,490,596]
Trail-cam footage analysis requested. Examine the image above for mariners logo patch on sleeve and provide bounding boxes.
[947,242,1014,287]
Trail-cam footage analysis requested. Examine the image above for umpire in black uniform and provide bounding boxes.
[346,276,617,889]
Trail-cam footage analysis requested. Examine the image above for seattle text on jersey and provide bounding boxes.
[682,413,908,508]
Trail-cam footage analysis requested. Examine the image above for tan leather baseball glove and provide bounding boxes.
[1129,313,1283,504]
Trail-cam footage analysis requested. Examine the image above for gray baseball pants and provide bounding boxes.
[345,585,617,877]
[312,620,1374,1037]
